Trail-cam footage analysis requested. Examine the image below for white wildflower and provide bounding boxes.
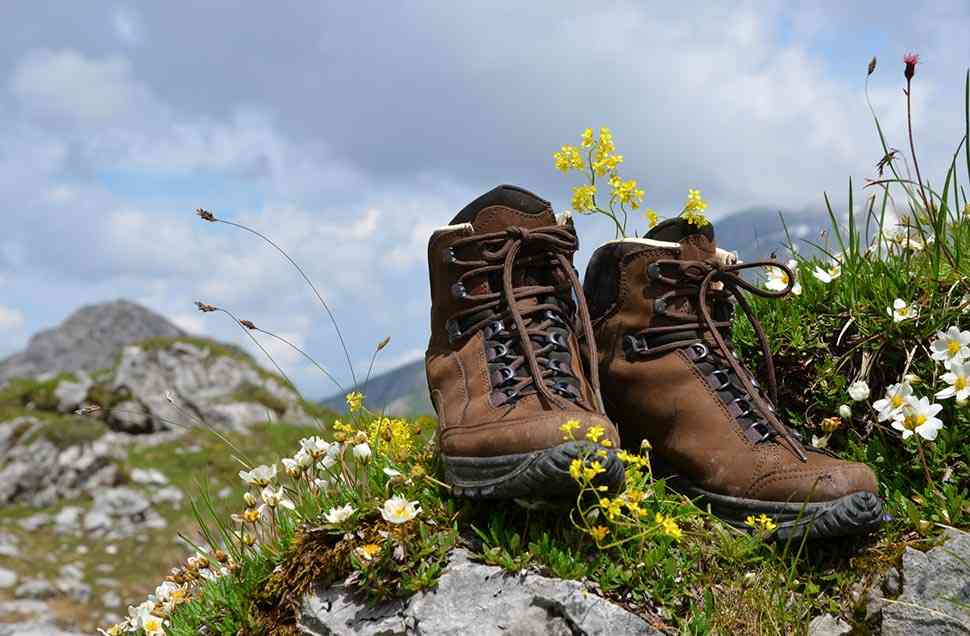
[259,485,295,512]
[383,467,403,478]
[379,495,421,524]
[238,464,277,487]
[891,396,944,441]
[352,442,372,462]
[838,404,852,419]
[811,433,830,449]
[324,504,356,524]
[936,362,970,401]
[812,262,841,283]
[764,260,800,295]
[848,380,870,401]
[888,298,917,322]
[872,382,913,421]
[300,436,331,460]
[313,477,331,490]
[930,325,970,366]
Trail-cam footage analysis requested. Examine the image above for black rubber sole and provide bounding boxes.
[443,441,625,499]
[666,476,884,540]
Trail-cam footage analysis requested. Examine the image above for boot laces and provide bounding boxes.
[626,258,808,461]
[444,225,603,410]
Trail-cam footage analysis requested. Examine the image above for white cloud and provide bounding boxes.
[10,49,155,124]
[0,305,25,330]
[170,312,206,334]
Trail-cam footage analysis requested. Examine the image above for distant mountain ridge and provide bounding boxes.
[319,206,829,416]
[321,358,431,416]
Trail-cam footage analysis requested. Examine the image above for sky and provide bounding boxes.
[1,2,968,399]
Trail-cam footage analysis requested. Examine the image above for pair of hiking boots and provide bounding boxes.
[425,185,882,539]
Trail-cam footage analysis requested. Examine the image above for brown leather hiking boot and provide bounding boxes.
[583,218,883,538]
[426,185,624,499]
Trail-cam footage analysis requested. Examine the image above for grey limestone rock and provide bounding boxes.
[298,549,658,636]
[882,529,970,635]
[53,370,92,413]
[808,613,852,636]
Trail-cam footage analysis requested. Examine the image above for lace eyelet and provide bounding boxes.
[451,282,467,300]
[710,369,730,390]
[689,342,709,361]
[446,319,463,343]
[547,332,568,347]
[487,343,509,360]
[653,298,668,315]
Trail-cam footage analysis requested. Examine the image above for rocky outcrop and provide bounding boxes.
[110,340,311,432]
[882,529,970,635]
[298,549,658,636]
[0,300,185,383]
[0,419,120,506]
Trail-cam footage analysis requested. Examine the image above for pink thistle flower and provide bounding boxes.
[903,52,919,81]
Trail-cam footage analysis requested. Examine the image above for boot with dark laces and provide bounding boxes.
[426,185,623,499]
[584,218,883,539]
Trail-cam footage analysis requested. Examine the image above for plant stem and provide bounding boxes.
[915,436,934,486]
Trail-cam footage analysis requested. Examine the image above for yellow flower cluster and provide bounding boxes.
[681,189,710,227]
[616,450,649,470]
[570,458,607,482]
[571,184,597,213]
[745,513,777,532]
[609,175,645,210]
[655,512,683,540]
[644,209,659,228]
[554,145,585,172]
[592,127,624,176]
[345,391,364,413]
[367,416,414,462]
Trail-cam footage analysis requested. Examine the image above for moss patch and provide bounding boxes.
[0,373,76,411]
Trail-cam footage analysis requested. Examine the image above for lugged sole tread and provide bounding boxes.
[443,441,624,500]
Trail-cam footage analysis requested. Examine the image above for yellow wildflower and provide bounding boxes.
[585,425,605,443]
[356,543,382,561]
[645,208,659,228]
[682,189,710,227]
[569,458,584,481]
[367,417,413,462]
[581,128,594,148]
[600,497,624,520]
[655,512,682,540]
[612,178,645,209]
[589,525,610,542]
[345,391,364,412]
[596,449,609,458]
[597,127,616,155]
[571,184,597,212]
[583,461,606,481]
[560,419,581,440]
[600,439,613,448]
[820,416,842,433]
[745,513,777,532]
[553,145,585,172]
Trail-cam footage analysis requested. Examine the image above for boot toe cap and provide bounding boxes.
[751,459,879,503]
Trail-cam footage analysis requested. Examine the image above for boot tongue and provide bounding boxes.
[451,184,557,233]
[646,217,716,260]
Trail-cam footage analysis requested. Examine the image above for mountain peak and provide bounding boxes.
[0,299,185,382]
